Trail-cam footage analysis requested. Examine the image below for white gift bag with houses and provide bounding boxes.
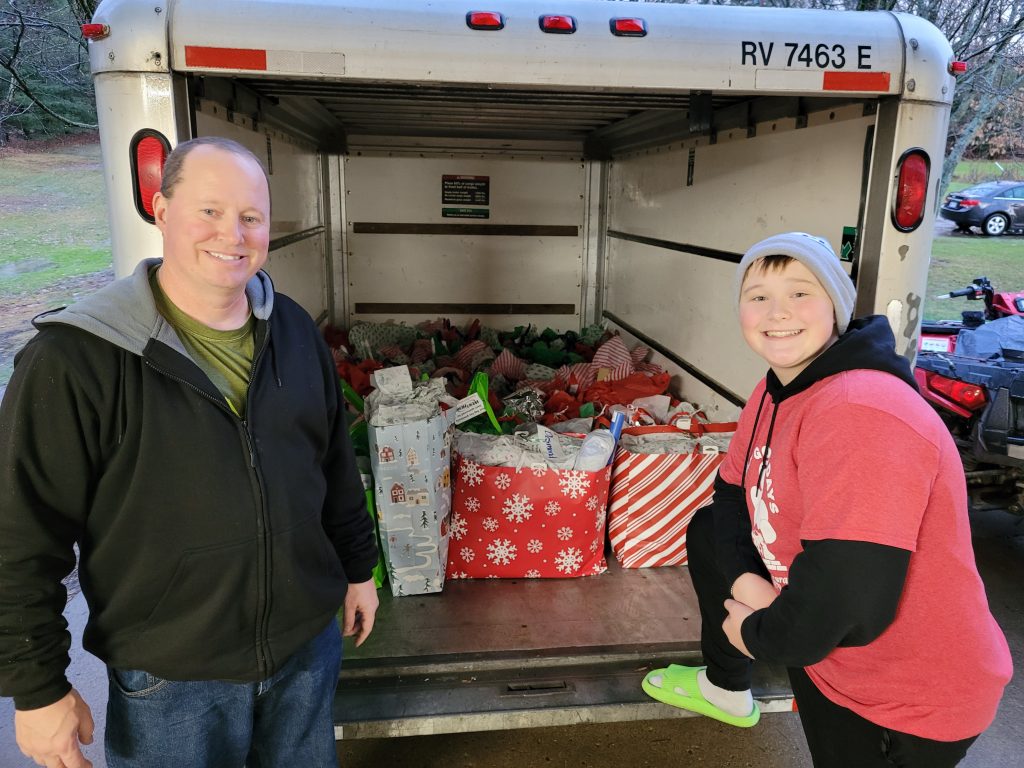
[366,369,455,597]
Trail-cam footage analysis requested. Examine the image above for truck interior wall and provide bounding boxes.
[195,103,330,321]
[341,152,588,331]
[605,104,874,411]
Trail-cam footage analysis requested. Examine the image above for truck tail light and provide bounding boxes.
[81,23,110,40]
[130,130,171,223]
[467,11,504,30]
[540,15,576,33]
[610,18,646,37]
[925,371,987,411]
[949,60,968,75]
[892,149,929,231]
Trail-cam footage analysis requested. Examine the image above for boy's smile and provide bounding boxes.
[739,260,839,385]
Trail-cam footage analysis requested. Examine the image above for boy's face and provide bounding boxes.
[739,259,839,385]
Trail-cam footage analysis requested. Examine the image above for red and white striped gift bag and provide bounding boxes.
[607,423,735,569]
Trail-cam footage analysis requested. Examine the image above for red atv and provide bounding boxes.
[918,277,1024,354]
[916,277,1024,514]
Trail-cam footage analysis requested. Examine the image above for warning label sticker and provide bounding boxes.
[442,175,490,205]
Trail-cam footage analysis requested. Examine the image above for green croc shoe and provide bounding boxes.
[642,664,760,728]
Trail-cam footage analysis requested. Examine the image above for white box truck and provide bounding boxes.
[85,0,958,738]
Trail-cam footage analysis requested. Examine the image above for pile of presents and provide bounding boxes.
[327,320,736,597]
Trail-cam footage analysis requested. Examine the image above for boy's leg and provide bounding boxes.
[686,505,754,691]
[105,671,253,768]
[247,618,342,768]
[788,666,978,768]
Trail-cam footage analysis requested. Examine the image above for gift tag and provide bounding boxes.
[537,424,565,460]
[452,393,487,424]
[371,365,413,395]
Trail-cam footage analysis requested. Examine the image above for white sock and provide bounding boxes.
[696,669,754,717]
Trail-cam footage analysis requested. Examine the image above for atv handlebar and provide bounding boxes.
[937,286,979,299]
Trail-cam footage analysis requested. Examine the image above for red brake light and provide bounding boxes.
[81,23,110,40]
[610,18,646,37]
[466,11,504,30]
[926,372,987,411]
[892,149,929,231]
[959,198,980,208]
[130,131,170,223]
[540,15,576,33]
[949,60,968,75]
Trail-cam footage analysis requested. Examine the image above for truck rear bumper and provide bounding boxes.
[334,558,794,738]
[334,654,794,738]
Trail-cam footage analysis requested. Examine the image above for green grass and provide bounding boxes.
[0,142,111,295]
[0,140,112,388]
[924,235,1024,321]
[948,159,1024,193]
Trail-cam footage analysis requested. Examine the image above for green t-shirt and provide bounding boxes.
[150,269,255,418]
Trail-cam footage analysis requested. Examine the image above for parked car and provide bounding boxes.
[940,180,1024,236]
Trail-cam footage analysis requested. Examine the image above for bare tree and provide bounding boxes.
[0,0,97,144]
[915,0,1024,192]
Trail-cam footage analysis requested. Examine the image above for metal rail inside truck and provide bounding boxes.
[84,0,957,739]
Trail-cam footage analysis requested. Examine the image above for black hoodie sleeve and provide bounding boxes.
[0,331,96,710]
[712,474,770,587]
[740,538,910,667]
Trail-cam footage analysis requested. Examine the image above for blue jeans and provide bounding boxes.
[105,619,341,768]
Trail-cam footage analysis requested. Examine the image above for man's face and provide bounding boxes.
[738,259,838,385]
[152,146,270,298]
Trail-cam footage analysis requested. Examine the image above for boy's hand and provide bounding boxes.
[15,688,94,768]
[723,599,755,659]
[730,572,778,611]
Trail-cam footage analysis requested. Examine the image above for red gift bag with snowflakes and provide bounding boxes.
[446,456,612,579]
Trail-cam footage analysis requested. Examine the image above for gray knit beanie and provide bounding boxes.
[735,232,857,335]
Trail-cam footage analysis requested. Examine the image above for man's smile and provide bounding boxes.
[206,250,246,262]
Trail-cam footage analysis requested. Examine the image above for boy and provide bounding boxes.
[642,232,1011,767]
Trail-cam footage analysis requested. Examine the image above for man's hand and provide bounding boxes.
[730,572,778,611]
[723,599,756,659]
[342,579,379,647]
[15,688,94,768]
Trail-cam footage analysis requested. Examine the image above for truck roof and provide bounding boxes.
[91,0,954,102]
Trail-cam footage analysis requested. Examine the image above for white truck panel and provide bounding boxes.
[343,153,586,329]
[92,71,183,276]
[857,99,953,358]
[144,0,921,96]
[606,237,758,399]
[264,237,329,319]
[608,113,871,252]
[88,0,169,74]
[604,110,873,404]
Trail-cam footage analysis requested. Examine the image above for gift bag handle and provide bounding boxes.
[468,371,503,434]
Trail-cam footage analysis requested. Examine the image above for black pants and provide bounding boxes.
[686,506,978,767]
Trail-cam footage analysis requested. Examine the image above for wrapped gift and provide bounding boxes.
[367,372,454,597]
[607,422,735,569]
[446,454,611,579]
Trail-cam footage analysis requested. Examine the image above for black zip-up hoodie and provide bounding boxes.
[713,316,919,666]
[0,259,378,710]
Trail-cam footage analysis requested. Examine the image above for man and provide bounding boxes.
[0,137,380,767]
